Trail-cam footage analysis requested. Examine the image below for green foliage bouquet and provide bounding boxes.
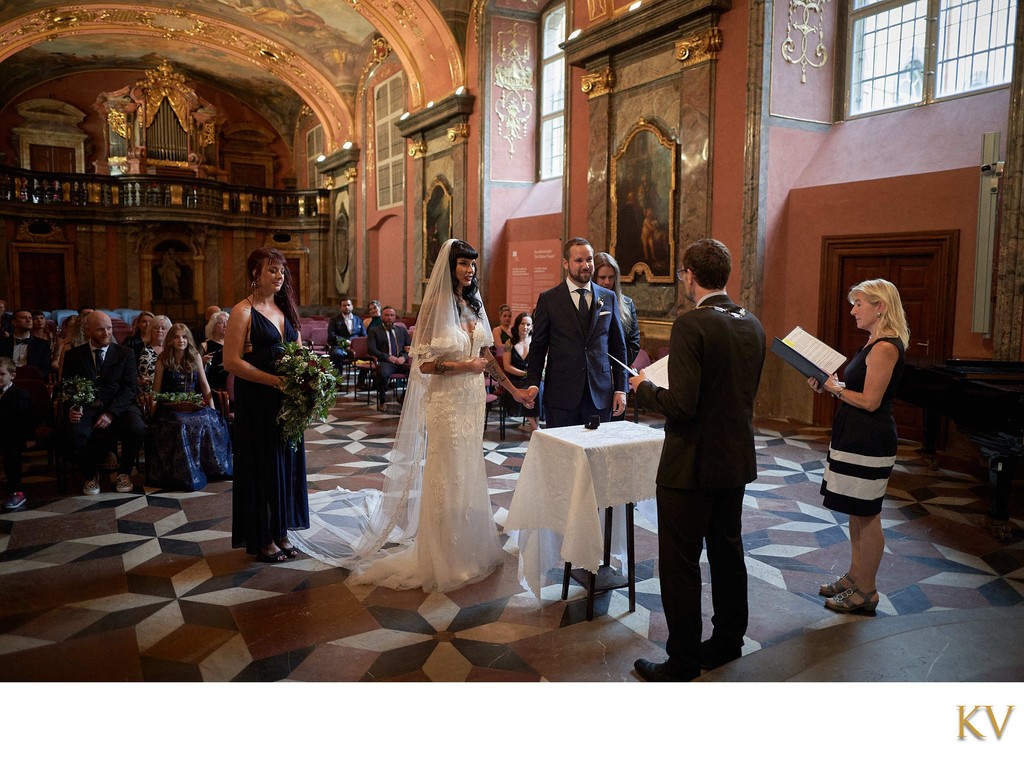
[153,391,205,411]
[60,376,96,409]
[275,341,340,450]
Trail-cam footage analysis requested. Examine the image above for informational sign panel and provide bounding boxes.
[507,239,562,315]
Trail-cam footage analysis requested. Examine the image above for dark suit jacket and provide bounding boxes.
[328,311,367,347]
[0,335,51,375]
[527,281,628,411]
[636,294,766,490]
[61,342,141,417]
[0,383,33,445]
[367,324,411,364]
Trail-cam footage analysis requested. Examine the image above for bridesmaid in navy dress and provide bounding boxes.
[146,323,232,491]
[224,248,310,563]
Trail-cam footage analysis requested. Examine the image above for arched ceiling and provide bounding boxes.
[0,1,467,151]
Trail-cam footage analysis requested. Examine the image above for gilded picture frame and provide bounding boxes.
[423,178,453,282]
[610,119,677,283]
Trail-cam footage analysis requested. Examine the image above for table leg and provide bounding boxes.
[561,561,571,600]
[626,501,636,613]
[602,505,613,567]
[586,569,596,620]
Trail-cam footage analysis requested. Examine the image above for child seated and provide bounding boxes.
[0,357,34,510]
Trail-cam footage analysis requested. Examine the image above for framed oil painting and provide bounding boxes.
[610,119,677,283]
[423,178,452,281]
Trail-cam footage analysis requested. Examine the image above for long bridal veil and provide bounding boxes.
[291,239,490,574]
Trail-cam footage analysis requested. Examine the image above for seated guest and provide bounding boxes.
[0,298,9,339]
[502,312,540,431]
[30,310,54,349]
[123,311,155,363]
[138,314,171,391]
[363,300,382,331]
[52,314,87,376]
[367,305,410,410]
[0,357,34,510]
[201,311,230,389]
[0,308,52,376]
[62,311,144,495]
[193,304,221,345]
[327,297,366,374]
[491,304,513,348]
[146,323,232,491]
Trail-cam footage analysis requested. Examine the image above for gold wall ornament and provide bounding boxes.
[107,110,128,140]
[345,167,358,182]
[493,22,534,158]
[447,122,470,143]
[781,0,831,84]
[581,67,615,98]
[408,138,427,157]
[674,27,724,68]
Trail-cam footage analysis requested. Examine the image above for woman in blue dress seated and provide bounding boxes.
[146,322,233,491]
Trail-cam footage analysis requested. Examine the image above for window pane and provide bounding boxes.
[541,59,565,116]
[540,115,564,180]
[374,73,404,208]
[543,6,566,58]
[850,1,928,115]
[936,0,1016,96]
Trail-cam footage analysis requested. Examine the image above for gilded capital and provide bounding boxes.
[447,122,470,144]
[408,138,427,158]
[581,67,615,98]
[675,27,723,68]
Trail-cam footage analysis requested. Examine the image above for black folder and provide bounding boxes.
[770,337,830,385]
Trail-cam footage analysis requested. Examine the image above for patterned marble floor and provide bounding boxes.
[2,392,1023,686]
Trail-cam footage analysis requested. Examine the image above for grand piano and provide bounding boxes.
[895,359,1024,540]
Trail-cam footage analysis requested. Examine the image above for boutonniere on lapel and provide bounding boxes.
[596,297,605,310]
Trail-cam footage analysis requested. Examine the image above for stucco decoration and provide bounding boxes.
[781,0,831,84]
[493,22,534,158]
[581,67,615,98]
[674,27,723,68]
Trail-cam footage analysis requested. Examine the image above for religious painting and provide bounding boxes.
[423,178,452,281]
[152,241,193,300]
[610,119,677,283]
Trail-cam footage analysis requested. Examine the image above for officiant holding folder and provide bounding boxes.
[628,238,765,681]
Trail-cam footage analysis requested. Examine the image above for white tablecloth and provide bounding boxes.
[504,420,664,596]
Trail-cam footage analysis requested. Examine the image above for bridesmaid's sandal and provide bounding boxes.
[818,573,855,597]
[277,542,300,558]
[824,585,878,615]
[258,547,288,564]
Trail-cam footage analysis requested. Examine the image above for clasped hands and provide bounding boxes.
[513,385,539,410]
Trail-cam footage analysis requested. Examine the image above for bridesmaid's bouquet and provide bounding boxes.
[276,341,340,450]
[60,376,96,412]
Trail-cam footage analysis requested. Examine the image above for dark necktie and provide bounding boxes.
[388,330,398,357]
[576,288,590,329]
[94,347,104,371]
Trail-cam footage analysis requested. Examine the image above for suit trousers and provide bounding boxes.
[543,378,611,428]
[374,361,404,405]
[656,484,747,672]
[66,405,145,477]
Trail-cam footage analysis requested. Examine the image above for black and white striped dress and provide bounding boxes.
[821,337,905,517]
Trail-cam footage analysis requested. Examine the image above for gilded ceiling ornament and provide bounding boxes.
[447,122,470,143]
[581,67,615,98]
[493,22,534,158]
[674,27,724,68]
[781,0,831,83]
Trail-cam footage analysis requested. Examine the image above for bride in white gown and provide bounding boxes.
[293,239,536,592]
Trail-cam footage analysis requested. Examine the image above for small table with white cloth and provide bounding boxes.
[504,420,665,619]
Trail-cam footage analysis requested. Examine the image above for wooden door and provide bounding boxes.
[29,144,75,173]
[819,232,959,443]
[15,248,69,309]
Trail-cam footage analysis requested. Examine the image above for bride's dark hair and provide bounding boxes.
[448,239,482,318]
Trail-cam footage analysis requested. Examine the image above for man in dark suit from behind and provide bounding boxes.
[526,237,628,426]
[0,357,34,510]
[366,305,411,410]
[327,297,367,374]
[0,308,52,376]
[62,310,145,496]
[629,238,766,681]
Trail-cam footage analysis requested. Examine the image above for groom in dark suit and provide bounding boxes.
[527,237,628,426]
[629,238,766,681]
[62,310,145,496]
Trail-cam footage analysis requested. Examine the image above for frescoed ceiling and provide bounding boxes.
[0,0,467,150]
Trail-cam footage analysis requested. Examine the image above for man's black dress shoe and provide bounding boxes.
[633,658,698,682]
[699,640,741,670]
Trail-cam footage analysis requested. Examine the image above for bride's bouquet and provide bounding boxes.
[276,341,340,450]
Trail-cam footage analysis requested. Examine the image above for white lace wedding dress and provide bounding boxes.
[292,318,505,592]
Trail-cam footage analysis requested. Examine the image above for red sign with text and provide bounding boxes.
[506,239,562,315]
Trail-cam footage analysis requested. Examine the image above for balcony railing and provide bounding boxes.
[0,167,329,219]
